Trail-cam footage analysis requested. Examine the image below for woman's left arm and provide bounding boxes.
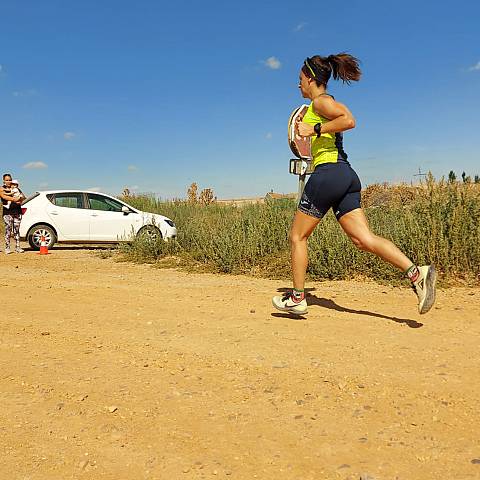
[16,189,26,203]
[297,96,355,137]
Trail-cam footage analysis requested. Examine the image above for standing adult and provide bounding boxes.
[272,54,436,315]
[1,173,26,254]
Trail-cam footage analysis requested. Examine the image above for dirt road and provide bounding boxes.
[1,249,479,480]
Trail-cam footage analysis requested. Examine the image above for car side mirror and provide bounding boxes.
[122,206,130,215]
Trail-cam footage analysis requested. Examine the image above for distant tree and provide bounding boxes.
[448,170,456,183]
[461,172,472,183]
[187,182,198,203]
[199,188,216,206]
[474,175,480,184]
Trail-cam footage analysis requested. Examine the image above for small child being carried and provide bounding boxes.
[4,179,22,209]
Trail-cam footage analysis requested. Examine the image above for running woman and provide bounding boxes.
[272,53,436,315]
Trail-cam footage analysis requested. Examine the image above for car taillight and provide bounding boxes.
[21,207,27,214]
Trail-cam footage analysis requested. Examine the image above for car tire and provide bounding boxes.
[27,224,57,250]
[137,225,162,241]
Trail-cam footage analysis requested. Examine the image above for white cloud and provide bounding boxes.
[64,131,76,140]
[265,132,273,140]
[23,161,48,169]
[88,186,102,192]
[13,89,37,97]
[264,56,281,70]
[127,165,138,171]
[468,61,480,72]
[293,22,307,32]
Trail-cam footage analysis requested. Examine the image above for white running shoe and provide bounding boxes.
[15,247,24,253]
[272,292,308,315]
[412,265,437,314]
[4,248,11,255]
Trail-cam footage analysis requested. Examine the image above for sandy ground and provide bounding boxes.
[1,247,479,480]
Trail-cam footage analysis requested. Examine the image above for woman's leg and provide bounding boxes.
[290,210,321,290]
[339,208,436,314]
[272,210,320,314]
[338,208,412,270]
[3,214,13,252]
[12,215,22,252]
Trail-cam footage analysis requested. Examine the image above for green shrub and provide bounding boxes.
[119,178,480,285]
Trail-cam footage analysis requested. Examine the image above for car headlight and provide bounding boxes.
[165,219,175,227]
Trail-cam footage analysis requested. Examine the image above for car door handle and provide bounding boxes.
[50,211,59,215]
[91,214,99,217]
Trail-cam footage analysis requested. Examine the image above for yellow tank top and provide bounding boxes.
[302,101,348,166]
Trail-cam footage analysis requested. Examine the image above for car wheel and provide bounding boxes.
[28,225,57,250]
[137,225,162,241]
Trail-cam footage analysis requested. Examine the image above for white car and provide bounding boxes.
[19,190,177,250]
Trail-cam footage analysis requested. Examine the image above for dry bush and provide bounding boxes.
[186,183,216,206]
[199,188,216,206]
[187,183,198,203]
[362,182,419,208]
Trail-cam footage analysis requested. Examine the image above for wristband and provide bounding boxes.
[314,123,322,137]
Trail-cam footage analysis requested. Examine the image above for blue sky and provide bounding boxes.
[1,0,479,199]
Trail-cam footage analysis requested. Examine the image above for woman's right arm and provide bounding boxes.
[0,189,16,202]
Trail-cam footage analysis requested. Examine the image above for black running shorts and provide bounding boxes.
[298,162,362,220]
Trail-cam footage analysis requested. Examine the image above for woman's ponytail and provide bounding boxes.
[303,53,361,86]
[327,53,361,84]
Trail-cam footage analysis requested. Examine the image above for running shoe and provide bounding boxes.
[412,265,437,314]
[272,291,308,315]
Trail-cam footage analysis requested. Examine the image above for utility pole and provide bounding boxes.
[413,167,427,182]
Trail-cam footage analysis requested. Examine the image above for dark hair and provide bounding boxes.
[302,53,361,86]
[3,173,12,180]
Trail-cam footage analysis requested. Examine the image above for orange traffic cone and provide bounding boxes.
[39,235,49,255]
